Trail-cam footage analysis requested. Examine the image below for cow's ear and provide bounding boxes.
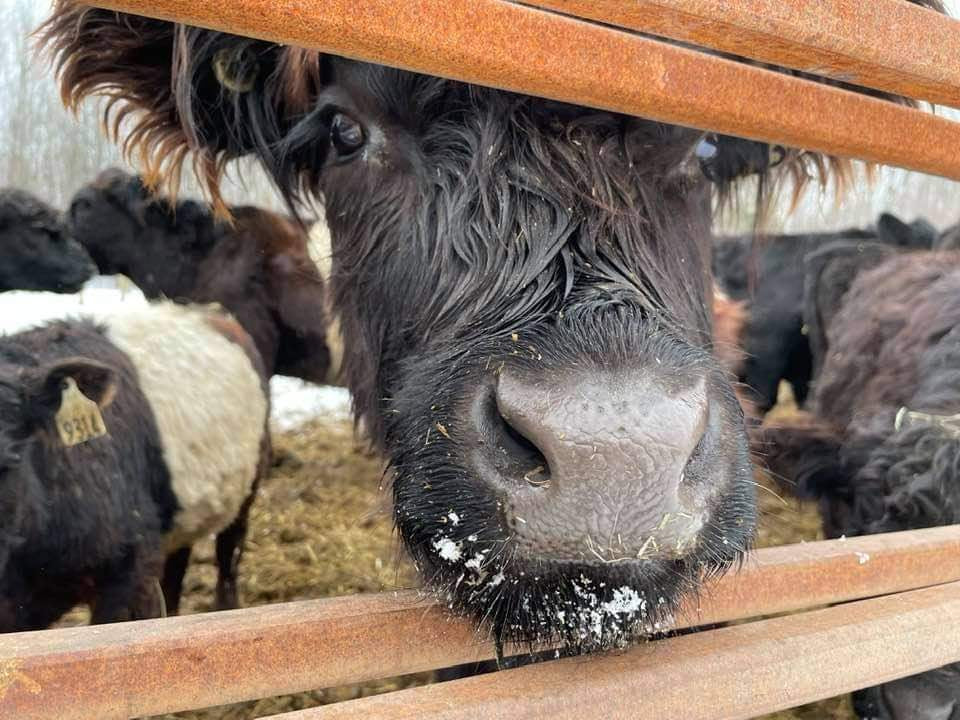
[40,3,323,207]
[876,213,916,248]
[24,358,117,427]
[876,213,937,250]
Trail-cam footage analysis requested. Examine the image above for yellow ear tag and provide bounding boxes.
[55,377,108,447]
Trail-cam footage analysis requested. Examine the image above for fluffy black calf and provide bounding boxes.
[762,252,960,720]
[0,323,172,630]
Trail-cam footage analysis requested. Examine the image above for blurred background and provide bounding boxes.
[0,0,286,212]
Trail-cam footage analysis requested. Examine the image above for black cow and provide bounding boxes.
[713,213,937,413]
[762,252,960,719]
[0,188,95,293]
[41,0,945,652]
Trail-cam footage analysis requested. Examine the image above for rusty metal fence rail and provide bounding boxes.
[274,582,960,720]
[84,0,960,179]
[4,2,960,718]
[3,527,960,719]
[521,0,960,107]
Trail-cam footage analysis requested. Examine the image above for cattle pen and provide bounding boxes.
[4,1,960,718]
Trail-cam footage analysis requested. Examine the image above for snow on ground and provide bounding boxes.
[0,284,149,335]
[0,277,351,431]
[269,377,352,432]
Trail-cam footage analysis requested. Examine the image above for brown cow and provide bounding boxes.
[69,168,335,384]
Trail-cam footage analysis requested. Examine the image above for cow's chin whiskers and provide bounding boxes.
[391,434,752,651]
[431,556,697,652]
[404,505,745,652]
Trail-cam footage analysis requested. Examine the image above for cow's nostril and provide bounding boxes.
[473,389,552,491]
[496,403,552,489]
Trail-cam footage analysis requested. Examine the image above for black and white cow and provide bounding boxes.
[68,168,337,384]
[0,300,269,630]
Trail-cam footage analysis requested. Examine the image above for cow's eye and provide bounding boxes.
[330,113,365,159]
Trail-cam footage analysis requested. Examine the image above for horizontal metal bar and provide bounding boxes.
[83,0,960,180]
[277,581,960,720]
[2,526,960,719]
[520,0,960,108]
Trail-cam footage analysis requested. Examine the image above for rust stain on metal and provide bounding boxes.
[522,0,960,108]
[0,661,42,701]
[84,0,960,180]
[272,582,960,720]
[2,526,960,719]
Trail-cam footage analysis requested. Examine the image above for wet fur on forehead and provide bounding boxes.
[322,93,714,442]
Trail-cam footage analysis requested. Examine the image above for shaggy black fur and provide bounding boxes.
[0,188,95,293]
[390,304,754,648]
[39,0,944,652]
[713,213,936,413]
[761,253,960,719]
[0,321,175,631]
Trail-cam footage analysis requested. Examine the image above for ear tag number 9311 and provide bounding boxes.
[56,377,108,447]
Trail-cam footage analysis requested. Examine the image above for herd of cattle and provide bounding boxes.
[0,0,956,717]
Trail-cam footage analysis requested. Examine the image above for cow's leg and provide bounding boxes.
[213,492,255,610]
[782,333,813,407]
[742,318,798,414]
[161,546,192,616]
[91,548,162,624]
